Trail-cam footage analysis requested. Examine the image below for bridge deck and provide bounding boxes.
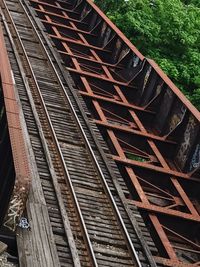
[0,0,199,266]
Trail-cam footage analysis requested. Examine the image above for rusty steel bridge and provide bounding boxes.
[0,0,199,266]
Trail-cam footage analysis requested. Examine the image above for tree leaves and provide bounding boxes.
[95,0,200,110]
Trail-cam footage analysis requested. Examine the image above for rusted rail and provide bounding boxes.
[0,11,33,267]
[25,0,200,266]
[0,15,31,231]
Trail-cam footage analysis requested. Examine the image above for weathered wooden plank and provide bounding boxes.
[17,199,60,267]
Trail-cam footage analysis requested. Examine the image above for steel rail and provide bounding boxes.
[22,2,145,266]
[1,1,97,266]
[20,0,152,265]
[0,9,81,267]
[19,1,144,266]
[3,0,146,265]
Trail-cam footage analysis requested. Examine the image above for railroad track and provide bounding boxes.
[0,0,157,266]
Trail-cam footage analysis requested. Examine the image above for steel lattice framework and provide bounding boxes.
[28,0,200,266]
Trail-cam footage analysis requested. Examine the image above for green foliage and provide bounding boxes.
[126,153,147,162]
[95,0,200,110]
[182,0,200,7]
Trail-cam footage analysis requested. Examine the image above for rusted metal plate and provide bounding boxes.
[0,24,31,231]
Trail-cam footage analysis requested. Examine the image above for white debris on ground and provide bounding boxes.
[0,242,15,267]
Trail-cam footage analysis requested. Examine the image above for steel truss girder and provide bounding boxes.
[30,0,200,265]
